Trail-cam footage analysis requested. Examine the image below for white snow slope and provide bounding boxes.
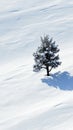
[0,0,73,130]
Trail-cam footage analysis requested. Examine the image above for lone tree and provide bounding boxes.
[33,35,61,76]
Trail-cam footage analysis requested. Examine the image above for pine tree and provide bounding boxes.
[33,35,61,76]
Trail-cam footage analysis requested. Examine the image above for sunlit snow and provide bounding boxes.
[0,0,73,130]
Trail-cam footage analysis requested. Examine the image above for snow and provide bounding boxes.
[0,0,73,130]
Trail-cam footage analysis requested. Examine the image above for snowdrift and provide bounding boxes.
[0,0,73,130]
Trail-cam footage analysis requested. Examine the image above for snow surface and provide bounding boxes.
[0,0,73,130]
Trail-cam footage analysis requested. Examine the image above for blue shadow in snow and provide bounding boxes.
[41,71,73,91]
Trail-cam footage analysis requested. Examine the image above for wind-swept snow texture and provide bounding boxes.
[0,0,73,130]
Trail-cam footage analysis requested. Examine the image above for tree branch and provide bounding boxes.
[41,66,46,69]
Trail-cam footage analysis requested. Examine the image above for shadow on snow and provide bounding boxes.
[41,71,73,91]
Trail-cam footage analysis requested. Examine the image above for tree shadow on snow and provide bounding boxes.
[41,71,73,91]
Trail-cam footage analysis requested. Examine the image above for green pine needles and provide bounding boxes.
[33,35,61,76]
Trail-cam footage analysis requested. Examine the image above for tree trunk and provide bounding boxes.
[46,66,49,76]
